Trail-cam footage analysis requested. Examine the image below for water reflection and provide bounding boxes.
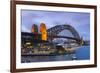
[21,46,90,63]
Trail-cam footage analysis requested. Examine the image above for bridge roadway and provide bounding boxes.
[48,35,81,41]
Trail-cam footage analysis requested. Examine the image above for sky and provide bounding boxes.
[21,10,90,40]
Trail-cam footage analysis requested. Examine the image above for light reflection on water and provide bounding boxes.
[21,46,90,63]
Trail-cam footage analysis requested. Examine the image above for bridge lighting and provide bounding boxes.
[40,23,47,41]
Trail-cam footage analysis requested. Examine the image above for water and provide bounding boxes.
[75,46,90,60]
[21,46,90,63]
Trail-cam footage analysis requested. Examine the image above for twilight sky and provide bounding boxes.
[21,10,90,40]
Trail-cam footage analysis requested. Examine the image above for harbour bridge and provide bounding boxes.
[47,25,83,45]
[21,24,89,46]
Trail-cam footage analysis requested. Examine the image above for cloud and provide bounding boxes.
[21,25,30,32]
[21,10,90,40]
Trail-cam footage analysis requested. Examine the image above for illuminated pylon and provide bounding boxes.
[31,24,38,34]
[40,23,47,41]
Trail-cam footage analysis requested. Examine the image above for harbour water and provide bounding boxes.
[21,46,90,63]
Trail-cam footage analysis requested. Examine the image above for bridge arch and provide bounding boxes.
[47,24,80,39]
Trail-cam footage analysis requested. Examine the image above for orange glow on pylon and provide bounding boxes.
[40,23,47,41]
[31,24,34,33]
